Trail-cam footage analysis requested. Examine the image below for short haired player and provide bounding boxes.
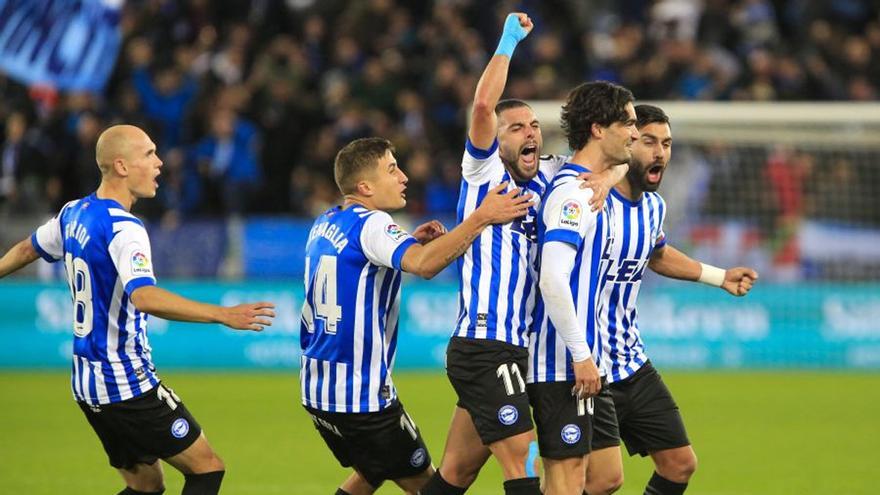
[299,137,534,495]
[0,124,276,495]
[529,81,638,495]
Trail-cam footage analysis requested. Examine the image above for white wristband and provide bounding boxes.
[698,263,726,287]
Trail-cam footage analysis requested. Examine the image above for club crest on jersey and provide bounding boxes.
[559,200,582,228]
[498,405,518,425]
[385,224,408,242]
[171,418,189,438]
[410,447,427,467]
[131,252,151,275]
[561,424,581,444]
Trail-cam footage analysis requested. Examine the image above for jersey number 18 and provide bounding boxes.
[64,253,93,338]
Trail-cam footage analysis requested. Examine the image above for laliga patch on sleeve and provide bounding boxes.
[385,223,409,242]
[131,251,152,275]
[558,199,583,229]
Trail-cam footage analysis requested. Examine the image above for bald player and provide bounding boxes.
[0,125,275,495]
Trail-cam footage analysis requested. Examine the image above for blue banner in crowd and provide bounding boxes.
[0,0,122,92]
[2,281,880,370]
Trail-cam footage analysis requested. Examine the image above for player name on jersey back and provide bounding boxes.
[308,221,349,254]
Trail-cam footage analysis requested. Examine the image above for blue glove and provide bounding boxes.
[495,14,530,58]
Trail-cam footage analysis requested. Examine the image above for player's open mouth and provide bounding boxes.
[647,165,663,183]
[521,145,537,167]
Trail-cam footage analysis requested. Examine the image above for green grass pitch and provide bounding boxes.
[1,371,876,494]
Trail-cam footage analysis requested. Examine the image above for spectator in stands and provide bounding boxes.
[195,108,262,215]
[0,0,878,223]
[129,39,198,149]
[0,111,46,214]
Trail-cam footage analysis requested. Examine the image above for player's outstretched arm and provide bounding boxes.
[539,241,601,398]
[130,285,275,331]
[0,238,40,278]
[401,182,533,279]
[469,12,533,150]
[649,245,758,296]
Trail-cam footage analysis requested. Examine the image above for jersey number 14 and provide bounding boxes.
[306,255,343,334]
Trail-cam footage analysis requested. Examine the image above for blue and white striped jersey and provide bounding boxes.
[454,138,566,347]
[599,189,667,383]
[528,164,616,383]
[299,205,418,413]
[31,193,159,406]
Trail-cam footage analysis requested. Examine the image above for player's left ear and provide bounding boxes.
[591,122,605,140]
[114,158,129,177]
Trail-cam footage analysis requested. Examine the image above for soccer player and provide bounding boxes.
[583,104,759,495]
[528,81,638,495]
[0,124,275,495]
[299,137,534,495]
[421,15,627,495]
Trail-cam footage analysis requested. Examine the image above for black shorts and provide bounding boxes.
[592,361,690,456]
[304,400,431,488]
[526,381,594,459]
[446,337,534,445]
[591,384,620,451]
[78,382,202,470]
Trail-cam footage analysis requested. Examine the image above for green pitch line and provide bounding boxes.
[0,371,876,494]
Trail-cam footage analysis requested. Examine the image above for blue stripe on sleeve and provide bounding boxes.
[544,229,582,248]
[465,138,499,159]
[124,277,156,297]
[391,238,418,270]
[30,232,57,262]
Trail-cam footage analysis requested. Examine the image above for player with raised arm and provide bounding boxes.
[421,14,627,495]
[0,125,275,495]
[299,137,533,495]
[528,81,638,495]
[583,105,758,495]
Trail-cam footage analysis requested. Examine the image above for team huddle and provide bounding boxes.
[0,11,757,495]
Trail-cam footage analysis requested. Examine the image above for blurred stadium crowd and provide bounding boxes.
[0,0,878,229]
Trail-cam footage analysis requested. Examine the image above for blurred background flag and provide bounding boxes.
[0,0,123,92]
